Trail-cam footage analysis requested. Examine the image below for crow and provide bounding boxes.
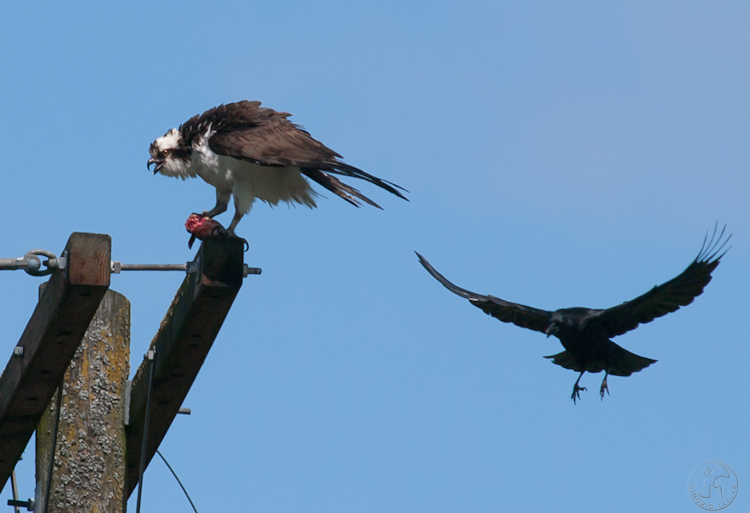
[416,227,730,403]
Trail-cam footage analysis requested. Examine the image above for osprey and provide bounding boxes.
[148,101,407,234]
[417,226,730,403]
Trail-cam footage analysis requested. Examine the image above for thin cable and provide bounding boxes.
[156,450,199,513]
[43,385,63,513]
[135,350,156,513]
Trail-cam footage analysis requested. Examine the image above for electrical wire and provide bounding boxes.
[156,450,200,513]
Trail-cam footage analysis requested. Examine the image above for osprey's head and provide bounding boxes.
[147,128,190,177]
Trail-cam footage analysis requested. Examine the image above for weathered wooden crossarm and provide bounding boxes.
[125,236,245,497]
[0,233,111,493]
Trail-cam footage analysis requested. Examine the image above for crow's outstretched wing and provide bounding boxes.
[585,226,730,338]
[417,253,552,334]
[181,101,408,205]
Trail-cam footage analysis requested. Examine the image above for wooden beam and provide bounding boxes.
[0,233,111,493]
[35,290,130,512]
[125,236,244,497]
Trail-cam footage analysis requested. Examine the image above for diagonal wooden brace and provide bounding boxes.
[0,233,111,493]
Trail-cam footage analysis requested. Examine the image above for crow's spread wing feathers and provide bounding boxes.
[417,253,552,334]
[586,225,730,338]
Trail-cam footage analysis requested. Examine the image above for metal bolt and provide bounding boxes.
[7,499,35,511]
[243,264,262,277]
[12,346,23,358]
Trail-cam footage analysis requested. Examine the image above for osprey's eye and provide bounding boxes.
[161,149,171,158]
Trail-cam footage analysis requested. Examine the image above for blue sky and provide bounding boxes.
[1,1,748,512]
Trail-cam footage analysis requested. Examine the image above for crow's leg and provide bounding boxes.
[599,373,610,400]
[204,190,231,218]
[571,372,587,404]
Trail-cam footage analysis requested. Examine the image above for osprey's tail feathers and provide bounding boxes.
[301,168,382,209]
[324,162,409,201]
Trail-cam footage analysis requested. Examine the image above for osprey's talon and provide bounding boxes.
[229,234,249,252]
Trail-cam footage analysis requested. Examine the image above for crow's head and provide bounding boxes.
[546,311,580,338]
[148,128,192,178]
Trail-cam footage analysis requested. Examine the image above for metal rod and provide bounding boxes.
[111,261,261,277]
[10,470,20,513]
[135,350,156,513]
[120,264,187,271]
[0,258,26,271]
[156,450,199,513]
[43,385,63,513]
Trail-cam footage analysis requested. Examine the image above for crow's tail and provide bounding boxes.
[545,340,656,376]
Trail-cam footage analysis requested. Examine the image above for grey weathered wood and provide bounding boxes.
[0,233,111,494]
[125,236,244,498]
[35,290,130,513]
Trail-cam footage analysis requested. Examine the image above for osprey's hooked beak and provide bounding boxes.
[147,157,164,174]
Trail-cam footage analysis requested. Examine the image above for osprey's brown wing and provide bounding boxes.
[417,253,552,334]
[182,101,407,206]
[584,226,729,338]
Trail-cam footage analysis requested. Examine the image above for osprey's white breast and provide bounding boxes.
[191,131,233,192]
[192,130,317,215]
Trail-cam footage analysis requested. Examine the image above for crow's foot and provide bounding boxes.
[599,375,610,400]
[571,371,587,405]
[571,384,587,404]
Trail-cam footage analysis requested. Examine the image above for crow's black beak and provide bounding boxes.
[147,157,164,174]
[545,325,557,338]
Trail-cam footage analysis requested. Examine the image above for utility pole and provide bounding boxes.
[35,290,130,513]
[1,233,252,509]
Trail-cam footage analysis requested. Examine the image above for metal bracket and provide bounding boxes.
[0,249,67,277]
[123,380,132,426]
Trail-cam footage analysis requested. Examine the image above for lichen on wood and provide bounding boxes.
[36,290,130,513]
